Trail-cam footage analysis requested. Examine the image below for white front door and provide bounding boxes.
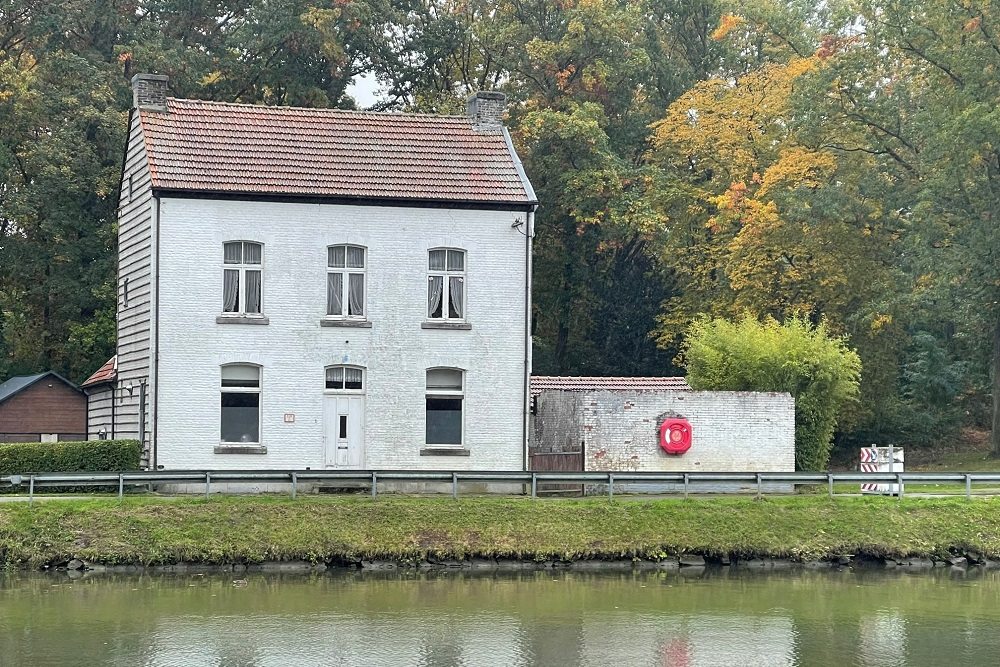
[325,395,365,468]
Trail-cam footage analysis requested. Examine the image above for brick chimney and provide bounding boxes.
[466,91,506,132]
[131,73,169,111]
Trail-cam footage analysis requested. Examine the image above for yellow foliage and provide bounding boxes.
[757,148,837,198]
[870,314,894,331]
[711,14,744,41]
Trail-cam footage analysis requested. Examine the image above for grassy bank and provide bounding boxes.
[1,495,999,568]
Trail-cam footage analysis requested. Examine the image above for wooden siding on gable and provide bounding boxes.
[86,386,114,439]
[115,110,154,448]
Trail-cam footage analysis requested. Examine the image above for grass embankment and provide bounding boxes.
[1,495,999,569]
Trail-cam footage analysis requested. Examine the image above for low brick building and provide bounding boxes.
[0,372,87,442]
[530,377,795,491]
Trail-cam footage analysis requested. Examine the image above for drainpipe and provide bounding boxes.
[522,208,535,472]
[151,195,160,470]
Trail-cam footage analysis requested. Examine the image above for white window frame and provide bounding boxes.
[220,364,262,445]
[427,248,466,322]
[326,244,367,320]
[324,365,366,394]
[425,367,465,447]
[221,241,264,317]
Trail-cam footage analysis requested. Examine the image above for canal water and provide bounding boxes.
[2,567,998,666]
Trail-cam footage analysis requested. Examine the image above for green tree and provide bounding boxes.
[801,0,1000,453]
[681,314,861,470]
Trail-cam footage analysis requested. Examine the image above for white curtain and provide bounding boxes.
[327,272,343,315]
[348,273,364,316]
[246,270,261,313]
[329,245,346,268]
[449,276,464,318]
[429,249,446,270]
[428,275,443,318]
[447,249,464,271]
[346,245,365,268]
[223,269,239,312]
[326,366,343,388]
[344,367,363,389]
[244,242,262,264]
[224,242,242,264]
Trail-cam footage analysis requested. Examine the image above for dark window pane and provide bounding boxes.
[244,242,262,265]
[245,270,261,313]
[221,392,259,442]
[326,366,344,389]
[221,365,259,388]
[426,397,462,445]
[344,367,363,390]
[339,415,348,439]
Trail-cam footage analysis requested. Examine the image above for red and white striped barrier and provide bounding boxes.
[860,447,904,495]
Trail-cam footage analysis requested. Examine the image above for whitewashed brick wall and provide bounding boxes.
[155,197,529,470]
[534,389,795,472]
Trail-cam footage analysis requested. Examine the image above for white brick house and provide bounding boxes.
[88,74,537,471]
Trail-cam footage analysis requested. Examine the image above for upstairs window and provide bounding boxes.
[327,245,366,318]
[223,241,263,315]
[221,364,261,444]
[426,368,464,446]
[427,248,465,320]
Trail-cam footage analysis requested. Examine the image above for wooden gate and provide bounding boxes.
[528,450,584,496]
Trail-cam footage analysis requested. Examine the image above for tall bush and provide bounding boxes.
[681,315,861,470]
[0,440,141,475]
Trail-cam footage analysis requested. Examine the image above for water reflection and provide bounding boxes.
[1,568,999,666]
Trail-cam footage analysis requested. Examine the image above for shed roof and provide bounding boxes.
[138,98,536,206]
[530,376,692,396]
[81,356,117,388]
[0,371,82,405]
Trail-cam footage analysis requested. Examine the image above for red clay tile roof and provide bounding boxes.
[138,99,535,204]
[530,376,691,396]
[82,356,117,388]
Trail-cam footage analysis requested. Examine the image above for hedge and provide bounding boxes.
[0,439,142,476]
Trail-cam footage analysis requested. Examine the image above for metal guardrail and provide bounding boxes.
[2,469,1000,501]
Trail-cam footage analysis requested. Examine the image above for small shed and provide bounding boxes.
[0,371,87,442]
[82,356,117,440]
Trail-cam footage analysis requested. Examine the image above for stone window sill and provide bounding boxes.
[217,315,270,325]
[421,321,472,331]
[320,319,372,328]
[215,445,267,455]
[420,447,470,456]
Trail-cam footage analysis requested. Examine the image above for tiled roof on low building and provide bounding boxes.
[530,376,692,396]
[81,356,117,388]
[138,98,536,205]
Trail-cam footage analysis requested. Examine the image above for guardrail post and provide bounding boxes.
[205,472,211,499]
[291,472,297,500]
[756,473,762,499]
[828,473,834,498]
[118,473,124,499]
[28,475,34,505]
[608,473,614,500]
[683,473,689,499]
[897,474,903,500]
[965,474,971,501]
[452,472,458,499]
[371,472,377,498]
[530,473,537,499]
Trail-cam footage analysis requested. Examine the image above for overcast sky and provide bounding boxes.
[346,72,382,108]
